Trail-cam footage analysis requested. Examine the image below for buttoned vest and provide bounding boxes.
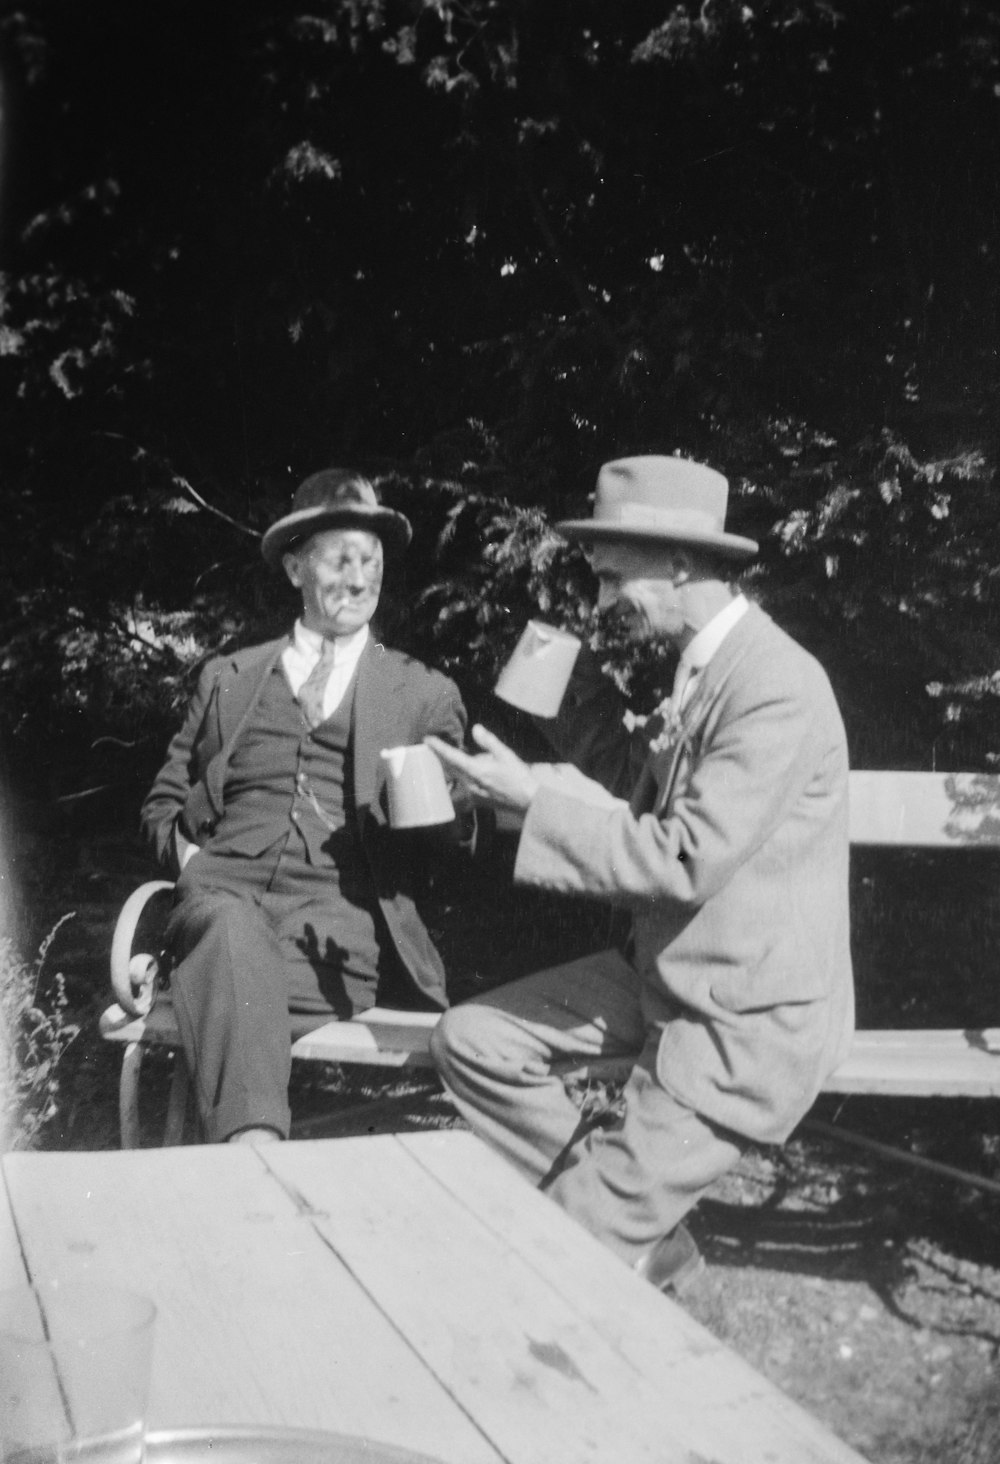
[212,663,375,899]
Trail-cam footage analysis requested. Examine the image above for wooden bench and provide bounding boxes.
[99,879,445,1145]
[99,770,1000,1147]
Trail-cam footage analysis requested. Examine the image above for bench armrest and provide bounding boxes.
[109,880,175,1017]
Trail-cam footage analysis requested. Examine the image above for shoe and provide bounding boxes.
[635,1223,705,1295]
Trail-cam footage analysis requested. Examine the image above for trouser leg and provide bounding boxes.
[549,1040,745,1266]
[431,951,744,1267]
[167,887,292,1143]
[429,950,646,1184]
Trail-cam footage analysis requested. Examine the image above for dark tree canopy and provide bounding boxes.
[1,0,999,800]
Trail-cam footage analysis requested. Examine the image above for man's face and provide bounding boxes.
[588,541,687,642]
[283,528,384,639]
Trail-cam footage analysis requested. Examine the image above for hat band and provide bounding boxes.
[610,503,723,535]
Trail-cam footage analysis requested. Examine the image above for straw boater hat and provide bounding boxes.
[557,456,758,562]
[261,469,413,568]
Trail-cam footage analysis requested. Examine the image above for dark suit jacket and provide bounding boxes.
[141,634,470,1007]
[517,603,855,1145]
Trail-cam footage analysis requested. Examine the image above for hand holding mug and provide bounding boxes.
[425,726,539,819]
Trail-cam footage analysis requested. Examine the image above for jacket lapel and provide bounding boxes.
[204,638,288,816]
[650,605,767,818]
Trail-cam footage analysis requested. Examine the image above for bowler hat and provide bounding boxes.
[557,456,758,561]
[261,469,413,567]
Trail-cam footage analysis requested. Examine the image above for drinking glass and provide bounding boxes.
[0,1281,156,1464]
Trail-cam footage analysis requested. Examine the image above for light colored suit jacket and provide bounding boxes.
[141,634,469,1008]
[515,603,855,1144]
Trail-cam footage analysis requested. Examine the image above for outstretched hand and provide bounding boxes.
[426,725,539,817]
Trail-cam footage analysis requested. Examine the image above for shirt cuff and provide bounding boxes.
[175,825,201,870]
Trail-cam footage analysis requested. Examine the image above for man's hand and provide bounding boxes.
[174,824,201,871]
[426,725,539,817]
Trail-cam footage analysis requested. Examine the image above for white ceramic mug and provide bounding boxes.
[381,744,455,827]
[494,621,582,718]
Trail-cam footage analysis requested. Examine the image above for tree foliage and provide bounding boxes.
[1,0,999,809]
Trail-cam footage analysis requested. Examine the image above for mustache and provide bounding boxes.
[326,583,380,606]
[596,603,636,634]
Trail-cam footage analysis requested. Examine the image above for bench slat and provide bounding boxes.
[849,770,1000,847]
[100,1001,440,1069]
[99,1000,1000,1098]
[290,1010,439,1069]
[99,1001,183,1046]
[822,1028,1000,1097]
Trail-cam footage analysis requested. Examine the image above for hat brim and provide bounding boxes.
[262,505,413,567]
[556,519,758,562]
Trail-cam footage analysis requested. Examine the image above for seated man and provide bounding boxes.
[428,455,855,1291]
[142,469,472,1144]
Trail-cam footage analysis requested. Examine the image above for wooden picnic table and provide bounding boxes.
[1,1130,868,1464]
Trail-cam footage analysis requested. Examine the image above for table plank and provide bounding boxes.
[266,1138,677,1464]
[2,1146,498,1463]
[0,1164,30,1290]
[265,1134,867,1464]
[396,1131,869,1464]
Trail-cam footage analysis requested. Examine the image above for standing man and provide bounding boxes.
[428,456,854,1291]
[142,469,472,1145]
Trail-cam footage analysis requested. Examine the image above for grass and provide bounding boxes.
[0,916,81,1152]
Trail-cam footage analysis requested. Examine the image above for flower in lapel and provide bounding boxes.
[647,672,711,760]
[647,695,689,758]
[646,700,669,756]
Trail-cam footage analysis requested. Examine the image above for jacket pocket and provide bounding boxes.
[710,955,828,1014]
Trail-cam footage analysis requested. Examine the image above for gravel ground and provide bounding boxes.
[684,1137,1000,1464]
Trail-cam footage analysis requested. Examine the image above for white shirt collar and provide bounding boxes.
[682,593,749,672]
[292,619,369,666]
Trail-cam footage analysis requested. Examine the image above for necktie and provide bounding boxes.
[297,639,337,728]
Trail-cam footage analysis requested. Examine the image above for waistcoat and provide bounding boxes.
[203,664,385,996]
[212,664,370,884]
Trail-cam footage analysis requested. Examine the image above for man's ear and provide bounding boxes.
[282,550,303,590]
[670,548,696,586]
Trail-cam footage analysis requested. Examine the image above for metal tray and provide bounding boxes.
[145,1427,449,1464]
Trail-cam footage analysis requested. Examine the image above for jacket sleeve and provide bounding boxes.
[515,656,844,911]
[139,662,219,875]
[420,669,468,751]
[421,672,486,854]
[529,645,654,799]
[396,665,492,855]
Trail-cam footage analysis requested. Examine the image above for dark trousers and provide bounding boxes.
[167,842,382,1142]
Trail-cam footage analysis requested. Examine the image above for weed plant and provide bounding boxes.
[0,915,80,1151]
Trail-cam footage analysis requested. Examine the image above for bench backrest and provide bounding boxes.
[849,771,1000,848]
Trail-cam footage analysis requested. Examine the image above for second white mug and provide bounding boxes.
[494,621,582,718]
